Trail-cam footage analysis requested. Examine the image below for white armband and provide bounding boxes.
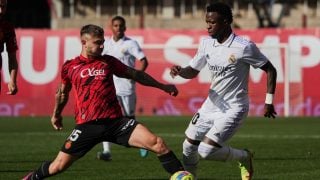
[265,93,274,104]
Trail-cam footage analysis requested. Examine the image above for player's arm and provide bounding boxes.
[260,61,277,118]
[170,65,199,79]
[138,57,148,72]
[119,67,178,96]
[6,51,18,95]
[51,82,72,130]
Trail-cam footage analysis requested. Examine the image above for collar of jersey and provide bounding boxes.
[79,55,96,61]
[111,36,126,44]
[213,33,235,47]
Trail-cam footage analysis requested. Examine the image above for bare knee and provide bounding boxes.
[49,160,69,175]
[49,153,75,175]
[149,136,169,155]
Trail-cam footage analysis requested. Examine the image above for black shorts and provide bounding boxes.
[60,117,139,157]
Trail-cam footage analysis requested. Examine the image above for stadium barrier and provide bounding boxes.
[1,28,320,117]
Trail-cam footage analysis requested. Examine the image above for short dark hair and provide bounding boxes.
[112,16,126,25]
[206,2,233,24]
[80,24,104,37]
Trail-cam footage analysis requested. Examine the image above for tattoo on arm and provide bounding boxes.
[53,84,70,116]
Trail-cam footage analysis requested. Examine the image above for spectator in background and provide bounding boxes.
[252,0,278,28]
[97,16,149,161]
[0,0,18,95]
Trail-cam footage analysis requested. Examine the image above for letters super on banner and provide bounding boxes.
[1,28,320,117]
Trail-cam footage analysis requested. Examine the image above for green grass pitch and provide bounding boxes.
[0,116,319,179]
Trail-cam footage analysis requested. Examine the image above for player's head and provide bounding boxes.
[205,2,233,38]
[111,16,126,39]
[80,24,105,57]
[0,0,7,19]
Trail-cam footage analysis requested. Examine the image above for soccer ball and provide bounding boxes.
[170,171,194,180]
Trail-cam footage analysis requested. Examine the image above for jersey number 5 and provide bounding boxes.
[68,129,82,142]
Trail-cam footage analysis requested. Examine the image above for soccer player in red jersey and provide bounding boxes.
[22,24,184,180]
[0,0,18,95]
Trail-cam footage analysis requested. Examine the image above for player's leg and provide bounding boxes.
[118,94,136,118]
[23,151,78,180]
[182,138,200,178]
[182,112,212,178]
[23,122,102,179]
[96,94,133,161]
[128,123,184,174]
[196,106,253,180]
[198,109,249,161]
[97,141,112,161]
[120,94,149,158]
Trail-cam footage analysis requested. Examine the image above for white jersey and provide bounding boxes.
[103,36,145,96]
[190,33,268,113]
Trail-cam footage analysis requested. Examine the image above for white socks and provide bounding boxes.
[102,142,111,153]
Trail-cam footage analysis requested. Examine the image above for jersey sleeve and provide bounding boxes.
[5,24,18,53]
[242,42,268,69]
[104,55,129,77]
[189,39,207,71]
[128,40,145,60]
[61,60,72,84]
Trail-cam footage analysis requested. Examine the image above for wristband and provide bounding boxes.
[265,93,274,104]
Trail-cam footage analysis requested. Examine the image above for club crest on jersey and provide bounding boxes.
[65,140,72,149]
[121,48,127,54]
[228,54,236,64]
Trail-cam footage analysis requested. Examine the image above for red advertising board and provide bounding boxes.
[1,28,320,117]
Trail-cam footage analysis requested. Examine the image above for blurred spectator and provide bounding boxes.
[0,0,18,95]
[252,0,278,28]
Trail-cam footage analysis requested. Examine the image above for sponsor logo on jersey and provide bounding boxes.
[228,54,236,64]
[80,68,105,78]
[208,64,233,77]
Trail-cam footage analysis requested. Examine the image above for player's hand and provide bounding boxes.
[264,104,277,118]
[6,82,18,95]
[170,65,182,78]
[51,115,63,131]
[162,84,179,96]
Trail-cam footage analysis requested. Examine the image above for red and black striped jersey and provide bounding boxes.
[61,55,128,124]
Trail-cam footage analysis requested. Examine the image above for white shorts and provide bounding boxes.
[117,94,136,117]
[185,105,248,145]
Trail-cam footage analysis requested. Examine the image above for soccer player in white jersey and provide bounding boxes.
[170,2,277,180]
[97,16,149,161]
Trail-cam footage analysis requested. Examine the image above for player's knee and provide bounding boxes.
[183,139,198,156]
[152,136,168,154]
[49,159,71,174]
[198,142,219,160]
[183,139,199,166]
